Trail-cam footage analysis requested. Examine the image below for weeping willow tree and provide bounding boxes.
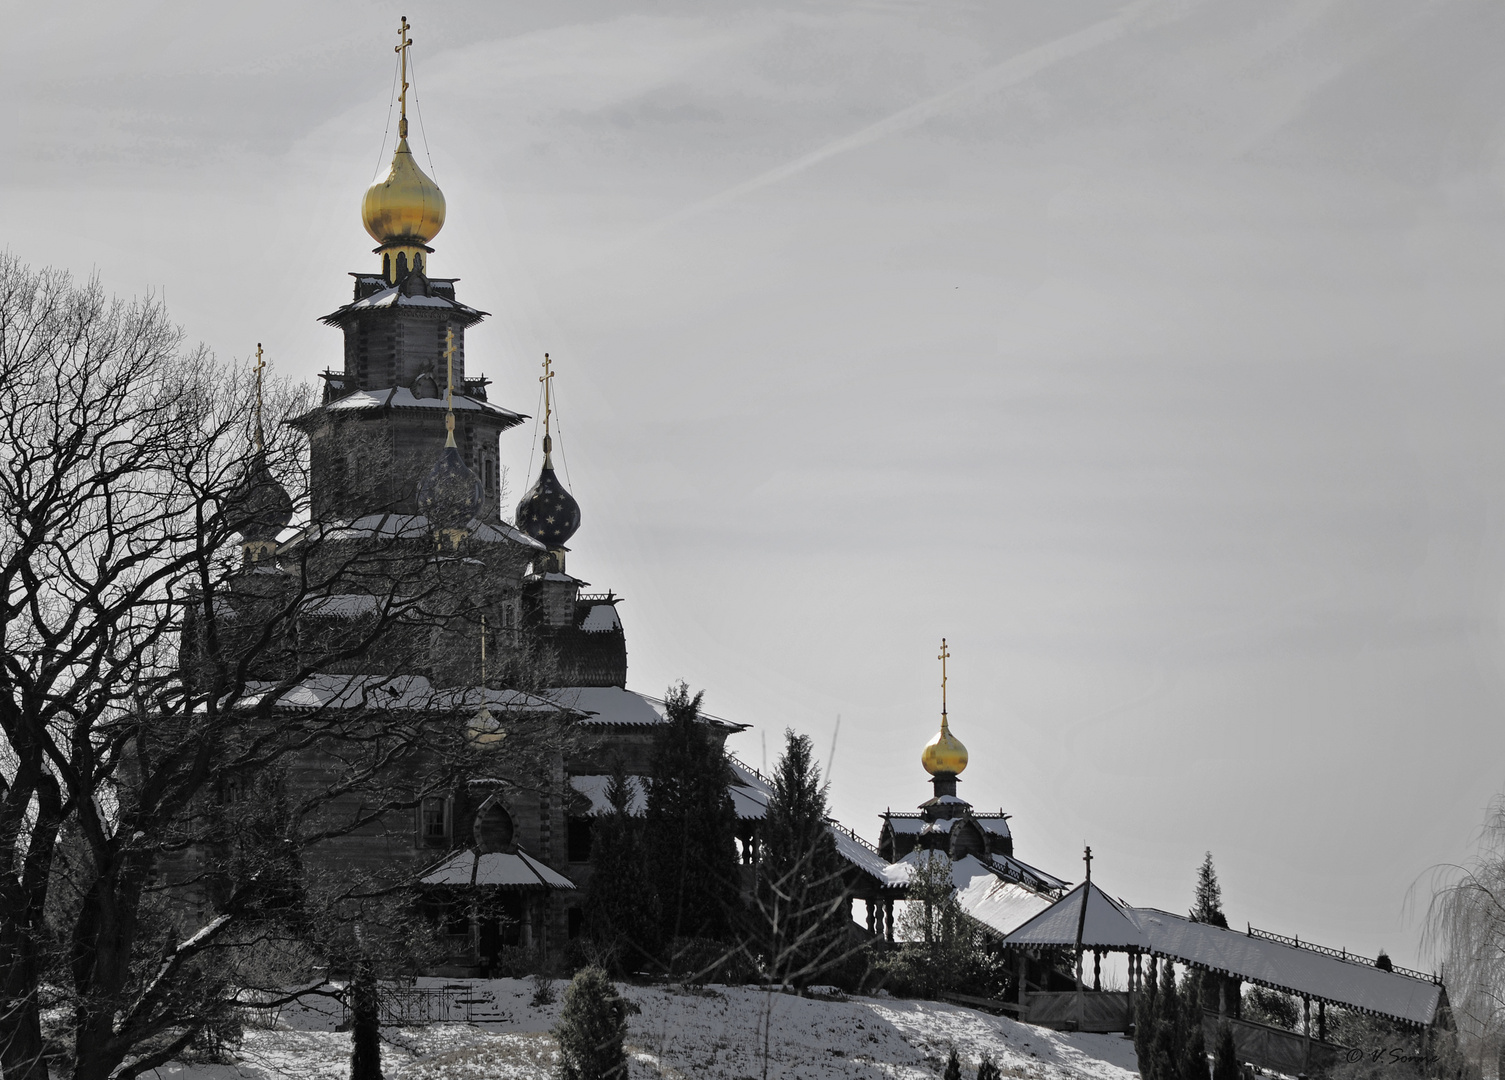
[1425,796,1505,1078]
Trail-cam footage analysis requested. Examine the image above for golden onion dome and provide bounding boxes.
[362,138,446,246]
[921,716,968,776]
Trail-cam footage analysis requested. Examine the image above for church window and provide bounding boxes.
[420,796,451,846]
[567,817,593,863]
[474,799,515,853]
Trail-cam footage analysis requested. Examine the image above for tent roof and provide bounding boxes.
[420,848,575,890]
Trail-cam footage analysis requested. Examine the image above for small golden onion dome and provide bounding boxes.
[362,138,446,245]
[921,716,968,776]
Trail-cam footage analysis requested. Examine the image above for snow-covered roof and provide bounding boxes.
[569,774,647,817]
[957,877,1059,938]
[828,826,895,885]
[884,815,927,835]
[731,785,768,820]
[542,687,747,732]
[420,848,575,890]
[973,814,1012,838]
[1001,885,1445,1027]
[322,286,486,322]
[298,594,382,619]
[319,386,523,424]
[991,853,1069,893]
[236,673,557,714]
[280,513,547,552]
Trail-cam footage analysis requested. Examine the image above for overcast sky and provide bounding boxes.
[10,0,1505,969]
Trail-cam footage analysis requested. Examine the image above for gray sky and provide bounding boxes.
[10,0,1505,969]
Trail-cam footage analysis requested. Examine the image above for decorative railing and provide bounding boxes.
[1247,925,1438,983]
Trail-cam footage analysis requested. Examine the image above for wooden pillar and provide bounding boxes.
[1093,949,1102,992]
[865,898,877,936]
[884,900,894,943]
[1302,995,1311,1073]
[1016,950,1028,1006]
[1318,1001,1326,1043]
[1218,978,1227,1018]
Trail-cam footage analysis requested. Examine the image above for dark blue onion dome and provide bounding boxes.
[229,450,294,543]
[515,437,580,547]
[417,443,482,530]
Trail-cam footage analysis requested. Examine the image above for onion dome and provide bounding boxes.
[417,443,481,531]
[362,139,446,247]
[515,441,581,547]
[921,716,968,777]
[229,451,294,543]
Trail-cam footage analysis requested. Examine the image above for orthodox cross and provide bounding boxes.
[938,637,950,721]
[443,328,457,447]
[252,342,266,453]
[395,16,413,139]
[540,353,555,451]
[1083,844,1093,885]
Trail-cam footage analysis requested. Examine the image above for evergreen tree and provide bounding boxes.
[553,966,631,1080]
[1179,970,1208,1080]
[1212,1021,1240,1080]
[943,1048,962,1080]
[1150,961,1183,1080]
[1134,970,1157,1080]
[758,729,851,986]
[583,761,661,972]
[1193,853,1225,926]
[645,682,741,945]
[977,1052,1003,1080]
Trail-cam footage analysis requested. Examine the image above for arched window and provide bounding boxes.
[474,797,515,853]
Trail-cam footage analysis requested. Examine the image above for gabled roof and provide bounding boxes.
[957,876,1059,938]
[1000,885,1446,1027]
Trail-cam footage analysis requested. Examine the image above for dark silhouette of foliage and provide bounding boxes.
[1179,970,1208,1080]
[553,966,631,1080]
[943,1047,962,1080]
[348,962,382,1080]
[977,1051,1003,1080]
[645,683,740,946]
[1212,1021,1240,1080]
[583,762,661,972]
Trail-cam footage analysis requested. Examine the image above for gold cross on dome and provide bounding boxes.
[938,637,950,719]
[540,352,555,438]
[253,343,266,452]
[395,16,413,140]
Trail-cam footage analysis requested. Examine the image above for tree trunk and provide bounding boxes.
[0,936,49,1080]
[350,965,383,1080]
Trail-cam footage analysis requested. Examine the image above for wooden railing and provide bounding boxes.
[1246,925,1438,983]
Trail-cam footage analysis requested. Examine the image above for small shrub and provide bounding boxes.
[531,973,557,1007]
[944,1047,962,1080]
[978,1051,1003,1080]
[554,966,634,1080]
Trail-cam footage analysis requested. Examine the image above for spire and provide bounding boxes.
[231,345,293,562]
[416,327,480,543]
[444,327,457,448]
[362,16,445,283]
[396,15,411,141]
[515,352,581,554]
[921,637,968,778]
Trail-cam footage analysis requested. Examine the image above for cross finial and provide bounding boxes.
[443,328,457,448]
[253,343,266,453]
[1083,844,1093,884]
[540,353,555,454]
[938,637,950,722]
[395,16,413,140]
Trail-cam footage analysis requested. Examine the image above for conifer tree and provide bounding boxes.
[1150,961,1183,1080]
[583,762,661,972]
[1179,969,1208,1080]
[1212,1021,1240,1080]
[1193,853,1226,926]
[553,966,631,1080]
[758,729,851,986]
[645,682,741,947]
[943,1048,962,1080]
[977,1052,1003,1080]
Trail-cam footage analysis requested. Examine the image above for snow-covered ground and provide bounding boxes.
[147,978,1141,1080]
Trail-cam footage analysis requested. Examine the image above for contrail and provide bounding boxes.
[571,0,1200,270]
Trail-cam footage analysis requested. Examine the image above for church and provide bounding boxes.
[197,20,1073,977]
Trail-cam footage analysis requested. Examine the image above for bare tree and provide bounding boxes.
[0,256,565,1080]
[1425,796,1505,1078]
